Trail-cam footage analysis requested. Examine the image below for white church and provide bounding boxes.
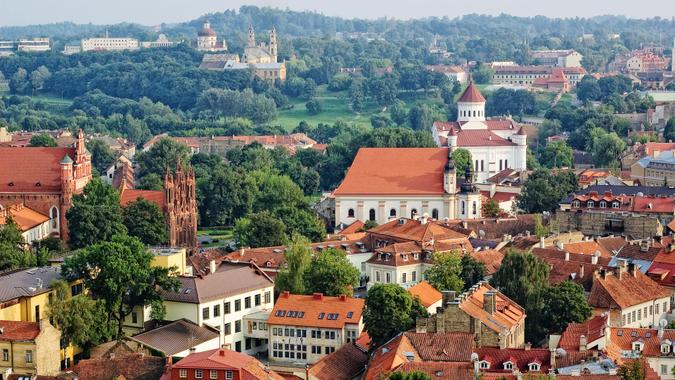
[432,83,527,182]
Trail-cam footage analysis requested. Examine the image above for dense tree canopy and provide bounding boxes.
[364,284,428,347]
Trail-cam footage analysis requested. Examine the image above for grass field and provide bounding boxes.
[29,94,73,114]
[197,227,234,248]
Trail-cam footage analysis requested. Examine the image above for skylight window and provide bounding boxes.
[318,313,325,319]
[347,312,353,318]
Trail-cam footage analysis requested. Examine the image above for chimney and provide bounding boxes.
[565,251,570,261]
[240,247,245,257]
[524,342,531,351]
[339,295,347,301]
[617,259,627,279]
[483,291,496,315]
[209,259,217,274]
[628,263,637,277]
[640,239,650,252]
[219,349,225,356]
[540,236,545,248]
[282,290,290,298]
[579,334,587,352]
[592,251,599,265]
[313,293,323,300]
[442,290,456,306]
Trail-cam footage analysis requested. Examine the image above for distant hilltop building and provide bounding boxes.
[531,49,583,68]
[196,20,227,52]
[198,24,286,81]
[0,38,50,56]
[81,32,140,52]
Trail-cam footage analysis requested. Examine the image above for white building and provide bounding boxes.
[81,36,139,52]
[333,146,484,226]
[197,21,227,52]
[531,49,583,68]
[17,38,50,52]
[0,203,51,245]
[432,83,527,183]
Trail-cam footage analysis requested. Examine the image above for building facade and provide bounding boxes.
[531,49,583,67]
[492,65,586,87]
[267,292,364,366]
[168,348,284,380]
[81,37,139,52]
[196,21,227,52]
[0,129,92,241]
[0,320,61,377]
[0,203,51,245]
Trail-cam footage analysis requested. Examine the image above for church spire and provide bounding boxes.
[247,24,256,47]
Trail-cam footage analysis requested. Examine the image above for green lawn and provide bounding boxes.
[29,94,73,114]
[274,87,386,131]
[197,227,234,248]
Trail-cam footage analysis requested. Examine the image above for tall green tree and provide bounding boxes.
[122,198,168,246]
[66,178,127,249]
[541,281,592,334]
[586,128,626,167]
[61,234,179,339]
[664,117,675,143]
[618,358,648,380]
[304,248,360,296]
[234,211,287,248]
[135,137,189,180]
[451,149,473,178]
[275,235,312,294]
[364,284,428,347]
[47,280,114,354]
[539,140,573,168]
[0,217,33,270]
[460,254,486,290]
[388,372,432,380]
[87,139,116,175]
[517,169,577,213]
[424,251,464,292]
[29,134,57,147]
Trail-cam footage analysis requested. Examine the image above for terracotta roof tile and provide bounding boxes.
[559,314,608,351]
[0,147,76,192]
[268,292,364,329]
[334,148,448,196]
[588,267,670,309]
[309,343,368,380]
[339,220,365,235]
[405,332,475,361]
[396,362,474,380]
[120,189,165,210]
[564,241,612,257]
[459,283,526,333]
[73,353,166,380]
[470,249,504,275]
[606,327,675,359]
[456,130,517,147]
[476,346,551,373]
[172,348,285,379]
[0,320,40,341]
[408,281,442,308]
[458,82,486,103]
[0,203,50,231]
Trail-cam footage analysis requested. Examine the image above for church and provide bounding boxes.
[432,83,527,182]
[243,25,278,64]
[333,147,482,226]
[0,130,92,240]
[196,20,228,52]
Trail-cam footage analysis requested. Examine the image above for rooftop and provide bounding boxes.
[458,82,486,103]
[0,320,41,341]
[267,292,364,329]
[171,348,285,379]
[0,203,50,232]
[0,267,61,303]
[407,281,442,308]
[588,265,670,310]
[0,147,76,193]
[308,343,368,380]
[130,319,219,356]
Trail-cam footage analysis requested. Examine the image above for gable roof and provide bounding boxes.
[268,292,364,329]
[559,314,608,352]
[456,130,517,147]
[396,362,474,380]
[476,346,551,373]
[606,327,675,360]
[459,282,526,333]
[172,348,285,379]
[0,147,76,193]
[0,203,50,231]
[588,267,670,309]
[130,319,219,356]
[308,343,368,380]
[470,249,504,275]
[370,218,469,243]
[408,281,442,308]
[334,148,448,196]
[0,320,41,341]
[119,189,165,210]
[0,266,62,303]
[405,332,475,361]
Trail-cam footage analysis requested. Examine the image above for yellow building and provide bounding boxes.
[0,320,61,377]
[0,267,83,369]
[150,247,187,275]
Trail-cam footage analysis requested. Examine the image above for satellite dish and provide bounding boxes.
[660,319,668,328]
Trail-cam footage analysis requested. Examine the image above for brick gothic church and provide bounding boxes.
[120,161,198,249]
[0,130,92,240]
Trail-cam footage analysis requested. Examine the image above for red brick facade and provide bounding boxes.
[164,162,198,248]
[0,130,92,241]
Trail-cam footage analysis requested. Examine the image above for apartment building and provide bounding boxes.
[267,292,365,366]
[81,37,139,52]
[531,49,583,68]
[492,65,586,87]
[0,320,61,378]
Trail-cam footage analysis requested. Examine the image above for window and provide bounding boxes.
[179,369,187,378]
[255,294,261,306]
[2,349,8,361]
[662,365,668,375]
[235,299,241,312]
[375,271,381,282]
[662,344,671,355]
[503,362,513,370]
[202,307,210,320]
[213,304,220,317]
[481,160,484,172]
[390,208,397,217]
[529,363,540,371]
[412,271,417,282]
[210,370,218,379]
[265,291,271,304]
[402,273,407,283]
[50,206,58,229]
[600,201,607,208]
[613,201,620,209]
[369,209,376,221]
[224,323,231,335]
[312,345,321,354]
[246,338,252,350]
[235,320,241,333]
[638,309,642,320]
[480,361,489,369]
[472,201,477,215]
[224,302,231,314]
[587,201,594,208]
[71,283,83,296]
[235,341,241,352]
[461,201,465,215]
[195,369,203,379]
[245,297,251,309]
[347,209,355,218]
[572,200,581,207]
[432,209,439,219]
[226,371,233,379]
[24,350,33,363]
[633,343,643,352]
[385,272,391,283]
[131,311,138,324]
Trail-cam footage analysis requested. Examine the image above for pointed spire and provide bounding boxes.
[458,81,486,103]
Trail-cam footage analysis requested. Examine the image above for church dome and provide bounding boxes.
[198,21,217,37]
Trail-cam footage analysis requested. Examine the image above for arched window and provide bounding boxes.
[368,209,376,221]
[389,208,397,217]
[479,361,490,369]
[49,206,59,229]
[411,209,418,218]
[432,209,439,219]
[347,208,355,218]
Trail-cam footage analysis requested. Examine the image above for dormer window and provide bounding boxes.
[479,361,490,369]
[529,363,540,371]
[587,201,594,208]
[662,344,671,355]
[504,362,514,370]
[572,200,580,207]
[402,255,408,261]
[599,201,606,208]
[413,253,419,260]
[633,342,644,352]
[613,201,620,208]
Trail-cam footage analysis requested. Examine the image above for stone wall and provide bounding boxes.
[556,211,663,239]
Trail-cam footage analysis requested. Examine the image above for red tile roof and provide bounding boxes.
[0,147,75,193]
[172,348,284,379]
[408,281,442,308]
[456,130,517,147]
[119,189,165,210]
[559,314,608,351]
[74,352,166,380]
[476,346,551,373]
[563,241,612,257]
[588,267,670,310]
[434,120,517,132]
[334,148,448,196]
[268,292,364,329]
[0,320,40,341]
[458,82,486,103]
[339,220,365,235]
[606,327,675,360]
[370,218,469,243]
[459,282,526,333]
[470,249,504,275]
[309,343,368,380]
[396,362,474,380]
[0,203,50,231]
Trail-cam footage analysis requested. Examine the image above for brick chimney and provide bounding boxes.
[313,293,323,300]
[628,262,637,277]
[483,291,496,315]
[579,334,587,352]
[339,295,347,301]
[524,342,531,351]
[591,251,599,265]
[579,264,584,279]
[282,291,290,298]
[617,260,628,280]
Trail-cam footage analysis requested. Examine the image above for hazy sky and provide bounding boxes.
[2,0,675,26]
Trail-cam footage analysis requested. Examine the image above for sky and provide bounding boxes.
[2,0,675,26]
